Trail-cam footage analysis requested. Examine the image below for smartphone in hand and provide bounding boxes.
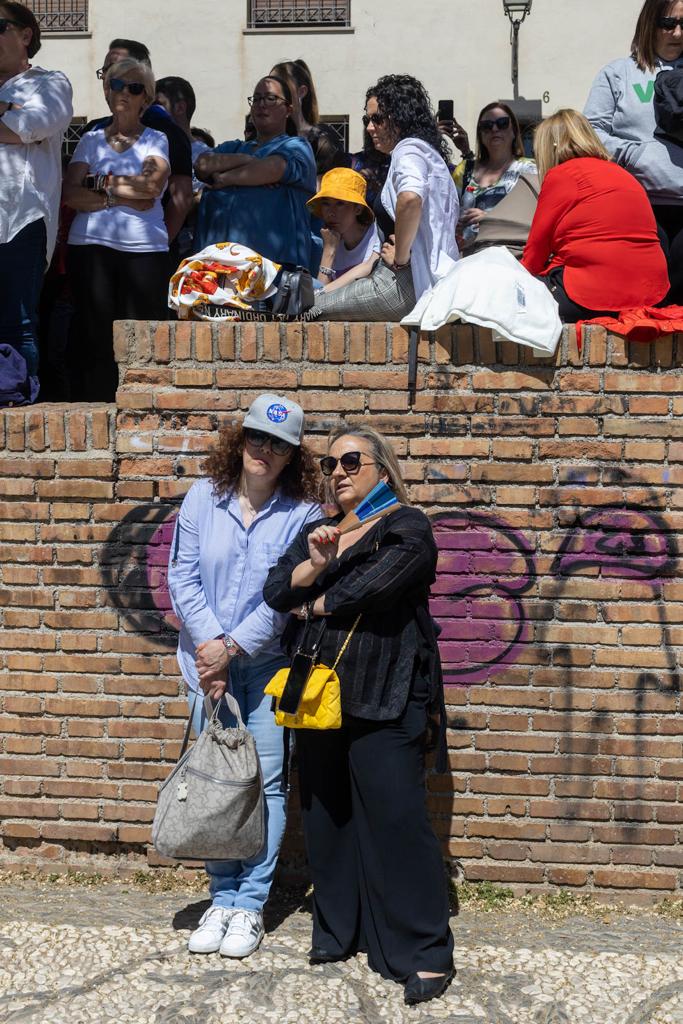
[437,99,454,122]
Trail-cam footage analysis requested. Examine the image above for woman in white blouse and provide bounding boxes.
[0,1,72,401]
[63,58,170,402]
[311,74,459,322]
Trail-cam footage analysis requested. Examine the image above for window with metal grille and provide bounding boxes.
[28,1,89,33]
[320,115,349,152]
[63,117,86,158]
[247,0,350,29]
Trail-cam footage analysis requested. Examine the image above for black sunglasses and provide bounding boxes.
[96,65,111,80]
[244,428,292,456]
[479,116,511,132]
[320,451,378,476]
[0,17,21,33]
[109,78,146,96]
[362,113,385,128]
[658,16,683,29]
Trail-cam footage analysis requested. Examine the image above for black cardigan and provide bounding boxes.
[263,506,444,723]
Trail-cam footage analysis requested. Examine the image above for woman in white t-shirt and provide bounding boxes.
[310,75,459,322]
[307,168,380,291]
[63,58,170,402]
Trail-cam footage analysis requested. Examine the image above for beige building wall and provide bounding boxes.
[38,0,643,153]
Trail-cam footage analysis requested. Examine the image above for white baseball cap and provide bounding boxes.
[243,393,305,447]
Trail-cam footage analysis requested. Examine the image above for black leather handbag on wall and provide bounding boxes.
[268,266,315,318]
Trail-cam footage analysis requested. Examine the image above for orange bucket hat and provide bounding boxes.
[307,167,374,220]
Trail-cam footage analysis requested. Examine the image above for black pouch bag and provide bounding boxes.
[277,616,324,715]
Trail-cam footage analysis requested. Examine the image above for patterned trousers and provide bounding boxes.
[311,260,416,322]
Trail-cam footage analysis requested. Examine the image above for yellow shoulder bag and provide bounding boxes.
[264,614,361,730]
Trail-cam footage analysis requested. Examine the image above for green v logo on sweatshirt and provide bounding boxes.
[633,81,655,103]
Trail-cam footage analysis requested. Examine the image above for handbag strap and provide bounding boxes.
[176,684,245,764]
[178,688,199,761]
[209,687,245,729]
[331,614,362,671]
[518,172,540,200]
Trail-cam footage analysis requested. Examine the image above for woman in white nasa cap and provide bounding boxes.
[168,393,322,958]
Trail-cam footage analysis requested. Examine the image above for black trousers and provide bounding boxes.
[653,204,683,305]
[67,244,169,402]
[543,266,617,322]
[296,691,454,982]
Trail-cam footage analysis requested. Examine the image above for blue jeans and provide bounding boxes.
[0,218,46,378]
[188,652,288,912]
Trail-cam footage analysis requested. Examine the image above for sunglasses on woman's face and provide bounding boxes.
[109,78,146,96]
[658,16,683,29]
[0,17,21,33]
[479,116,511,132]
[320,451,377,476]
[244,428,292,457]
[362,113,385,128]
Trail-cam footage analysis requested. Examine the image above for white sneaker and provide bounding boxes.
[219,909,264,958]
[188,906,233,954]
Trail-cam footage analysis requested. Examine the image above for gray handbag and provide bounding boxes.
[152,690,265,861]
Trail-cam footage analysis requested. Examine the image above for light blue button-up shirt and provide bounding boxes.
[168,478,323,692]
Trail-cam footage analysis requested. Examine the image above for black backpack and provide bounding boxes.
[654,69,683,145]
[0,344,39,408]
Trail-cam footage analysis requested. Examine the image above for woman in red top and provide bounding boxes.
[522,109,669,321]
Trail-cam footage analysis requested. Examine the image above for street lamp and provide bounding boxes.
[502,0,533,100]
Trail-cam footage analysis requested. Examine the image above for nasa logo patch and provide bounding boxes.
[266,403,289,423]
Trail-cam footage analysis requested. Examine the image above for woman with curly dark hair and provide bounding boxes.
[168,393,322,960]
[311,74,459,322]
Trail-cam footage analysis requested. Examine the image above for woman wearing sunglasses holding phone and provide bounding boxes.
[264,424,454,1007]
[452,101,536,251]
[0,1,72,403]
[168,393,322,960]
[63,58,170,401]
[584,0,683,302]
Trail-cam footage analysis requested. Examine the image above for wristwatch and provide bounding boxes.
[222,635,239,656]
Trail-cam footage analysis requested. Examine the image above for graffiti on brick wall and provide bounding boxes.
[550,506,679,694]
[430,511,535,685]
[103,500,679,692]
[431,504,678,692]
[101,506,180,647]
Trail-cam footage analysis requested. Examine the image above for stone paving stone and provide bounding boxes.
[0,882,682,1023]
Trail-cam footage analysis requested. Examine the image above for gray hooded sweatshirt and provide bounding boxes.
[584,54,683,205]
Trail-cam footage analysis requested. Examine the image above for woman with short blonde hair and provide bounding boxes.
[522,108,669,322]
[104,58,156,107]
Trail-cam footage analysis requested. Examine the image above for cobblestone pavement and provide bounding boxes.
[0,880,682,1024]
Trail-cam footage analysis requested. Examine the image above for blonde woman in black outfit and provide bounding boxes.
[264,423,454,1006]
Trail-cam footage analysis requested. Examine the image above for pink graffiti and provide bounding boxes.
[430,512,535,686]
[144,513,180,631]
[552,508,672,580]
[132,504,674,687]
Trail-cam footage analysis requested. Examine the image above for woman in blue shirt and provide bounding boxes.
[168,393,322,959]
[194,75,319,271]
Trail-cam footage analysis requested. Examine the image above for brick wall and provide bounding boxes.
[1,319,682,898]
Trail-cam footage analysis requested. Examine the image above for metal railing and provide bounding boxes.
[29,1,89,33]
[247,0,351,28]
[63,117,87,157]
[320,116,349,151]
